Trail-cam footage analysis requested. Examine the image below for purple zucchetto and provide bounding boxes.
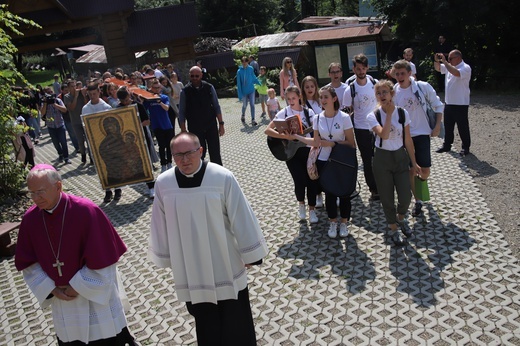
[31,163,57,171]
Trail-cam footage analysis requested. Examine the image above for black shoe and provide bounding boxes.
[411,201,423,217]
[459,149,470,156]
[114,189,122,200]
[436,146,451,153]
[64,158,71,164]
[399,220,414,238]
[81,154,87,163]
[58,156,64,162]
[241,115,245,122]
[392,230,406,246]
[252,120,258,126]
[103,191,113,203]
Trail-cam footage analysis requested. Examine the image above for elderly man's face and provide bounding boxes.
[28,174,62,211]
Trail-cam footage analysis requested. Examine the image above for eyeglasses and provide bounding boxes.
[29,187,52,198]
[329,70,342,74]
[190,74,201,78]
[172,148,200,160]
[286,61,292,64]
[376,90,390,96]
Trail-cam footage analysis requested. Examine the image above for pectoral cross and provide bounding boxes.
[53,259,64,277]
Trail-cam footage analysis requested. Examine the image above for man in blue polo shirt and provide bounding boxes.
[144,79,174,172]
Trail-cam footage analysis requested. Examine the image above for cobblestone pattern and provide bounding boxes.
[1,98,519,345]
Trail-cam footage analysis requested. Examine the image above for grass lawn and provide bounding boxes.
[2,69,58,88]
[23,69,58,87]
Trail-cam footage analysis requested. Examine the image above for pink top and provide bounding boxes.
[279,69,299,98]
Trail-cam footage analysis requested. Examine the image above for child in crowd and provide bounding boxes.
[257,66,269,118]
[266,88,281,120]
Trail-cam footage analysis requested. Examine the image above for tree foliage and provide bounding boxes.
[0,5,40,199]
[368,0,520,88]
[134,0,181,10]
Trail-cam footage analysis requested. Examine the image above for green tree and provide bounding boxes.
[134,0,182,10]
[195,0,280,38]
[368,0,520,88]
[0,5,40,200]
[316,0,358,16]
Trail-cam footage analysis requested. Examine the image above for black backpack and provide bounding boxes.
[373,107,406,149]
[346,75,376,126]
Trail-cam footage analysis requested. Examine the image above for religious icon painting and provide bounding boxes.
[82,105,154,189]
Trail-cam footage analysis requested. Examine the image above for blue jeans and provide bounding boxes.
[64,120,79,150]
[47,125,69,159]
[28,114,41,137]
[241,92,255,120]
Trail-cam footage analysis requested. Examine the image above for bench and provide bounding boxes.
[0,222,20,257]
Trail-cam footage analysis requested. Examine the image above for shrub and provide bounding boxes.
[0,5,40,201]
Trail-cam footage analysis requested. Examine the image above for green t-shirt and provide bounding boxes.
[256,75,268,95]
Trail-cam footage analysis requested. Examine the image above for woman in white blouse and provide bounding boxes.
[292,86,356,239]
[367,80,421,246]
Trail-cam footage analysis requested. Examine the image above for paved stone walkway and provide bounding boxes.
[1,98,519,345]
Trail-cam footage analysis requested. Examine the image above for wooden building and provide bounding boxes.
[3,0,199,68]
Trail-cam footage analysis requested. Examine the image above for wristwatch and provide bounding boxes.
[219,121,225,125]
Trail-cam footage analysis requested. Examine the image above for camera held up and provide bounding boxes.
[44,94,57,104]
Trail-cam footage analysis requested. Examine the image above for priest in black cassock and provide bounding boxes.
[149,132,268,345]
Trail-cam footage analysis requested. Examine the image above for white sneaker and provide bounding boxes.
[298,204,306,220]
[339,223,349,237]
[316,194,323,208]
[309,209,318,223]
[148,188,155,198]
[328,222,338,238]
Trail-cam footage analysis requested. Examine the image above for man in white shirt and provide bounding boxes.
[81,83,120,203]
[434,49,472,156]
[325,62,348,108]
[403,48,417,79]
[342,54,379,200]
[393,60,444,217]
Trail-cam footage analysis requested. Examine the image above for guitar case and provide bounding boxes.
[266,137,305,161]
[319,144,358,198]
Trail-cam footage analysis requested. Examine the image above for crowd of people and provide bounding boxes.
[13,45,472,344]
[266,47,471,246]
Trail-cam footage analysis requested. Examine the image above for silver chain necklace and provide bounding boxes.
[325,112,336,139]
[42,197,68,277]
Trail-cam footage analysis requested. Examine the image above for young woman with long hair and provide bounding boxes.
[367,80,421,246]
[265,86,318,223]
[279,57,299,103]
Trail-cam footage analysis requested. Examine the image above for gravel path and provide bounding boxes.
[450,91,520,259]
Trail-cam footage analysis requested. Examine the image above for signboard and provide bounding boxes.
[82,105,154,190]
[346,41,378,71]
[315,44,341,80]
